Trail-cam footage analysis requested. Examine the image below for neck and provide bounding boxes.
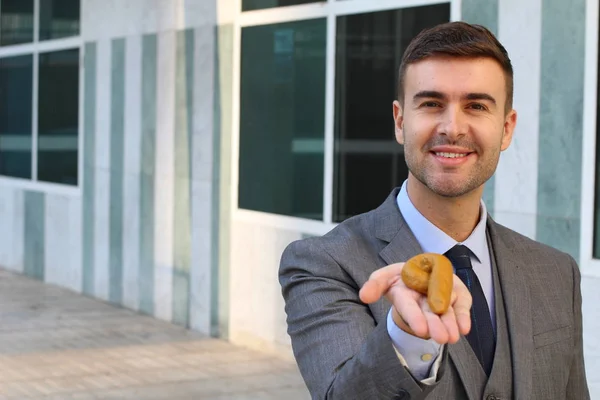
[406,175,483,242]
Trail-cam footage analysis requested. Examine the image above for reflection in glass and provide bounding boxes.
[0,0,34,46]
[0,55,33,179]
[38,49,79,185]
[242,0,318,12]
[333,4,450,222]
[40,0,80,41]
[239,19,326,220]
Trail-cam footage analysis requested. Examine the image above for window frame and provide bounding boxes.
[0,0,82,195]
[231,0,460,235]
[579,0,599,277]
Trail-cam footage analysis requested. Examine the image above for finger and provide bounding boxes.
[359,263,404,304]
[393,286,429,338]
[452,276,472,335]
[450,290,457,305]
[359,280,386,304]
[423,313,448,344]
[440,305,460,344]
[419,297,451,344]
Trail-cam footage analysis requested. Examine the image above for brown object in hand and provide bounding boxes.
[401,253,453,315]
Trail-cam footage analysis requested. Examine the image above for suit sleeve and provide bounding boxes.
[386,308,444,381]
[566,256,591,400]
[278,238,448,399]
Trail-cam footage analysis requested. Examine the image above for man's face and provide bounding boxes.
[393,56,517,198]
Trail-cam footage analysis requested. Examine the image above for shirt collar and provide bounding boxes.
[396,180,488,262]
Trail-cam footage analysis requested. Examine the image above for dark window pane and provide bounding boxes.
[239,19,326,220]
[0,55,33,179]
[38,49,79,185]
[242,0,319,12]
[333,4,450,222]
[336,153,393,221]
[39,0,80,41]
[0,0,34,46]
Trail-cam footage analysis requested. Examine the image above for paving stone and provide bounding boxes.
[0,268,310,399]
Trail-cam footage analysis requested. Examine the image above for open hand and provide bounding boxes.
[359,262,472,344]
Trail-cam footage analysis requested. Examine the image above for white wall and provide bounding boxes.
[82,0,216,41]
[493,0,541,240]
[0,0,220,336]
[0,188,25,274]
[229,219,305,360]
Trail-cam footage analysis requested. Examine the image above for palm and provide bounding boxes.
[360,263,472,345]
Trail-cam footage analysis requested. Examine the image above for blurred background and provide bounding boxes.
[0,0,598,398]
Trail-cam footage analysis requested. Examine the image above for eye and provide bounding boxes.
[469,103,488,111]
[421,101,441,108]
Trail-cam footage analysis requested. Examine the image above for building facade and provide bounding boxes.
[0,0,598,396]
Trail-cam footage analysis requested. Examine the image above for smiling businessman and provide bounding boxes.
[279,21,590,400]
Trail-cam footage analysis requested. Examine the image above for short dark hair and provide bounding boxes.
[397,22,514,113]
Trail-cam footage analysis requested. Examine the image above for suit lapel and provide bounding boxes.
[447,338,487,400]
[487,217,533,400]
[377,226,422,266]
[373,188,423,266]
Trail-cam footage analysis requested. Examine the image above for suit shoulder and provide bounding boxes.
[280,210,377,262]
[278,211,381,290]
[492,221,577,267]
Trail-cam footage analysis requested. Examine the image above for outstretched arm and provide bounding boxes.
[279,238,470,399]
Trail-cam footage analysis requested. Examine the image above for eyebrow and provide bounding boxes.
[465,92,497,105]
[413,90,497,105]
[413,91,446,102]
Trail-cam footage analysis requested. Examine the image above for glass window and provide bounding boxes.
[37,49,79,185]
[0,0,34,46]
[242,0,319,12]
[39,0,80,41]
[0,55,33,179]
[238,19,326,220]
[0,0,80,186]
[333,4,451,222]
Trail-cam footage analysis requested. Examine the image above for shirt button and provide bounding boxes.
[421,353,433,362]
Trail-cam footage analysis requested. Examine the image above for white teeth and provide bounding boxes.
[435,152,468,158]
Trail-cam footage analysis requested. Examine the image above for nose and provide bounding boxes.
[440,105,467,139]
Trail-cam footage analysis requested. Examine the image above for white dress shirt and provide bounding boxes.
[386,180,495,382]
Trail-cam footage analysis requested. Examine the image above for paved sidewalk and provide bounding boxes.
[0,269,310,399]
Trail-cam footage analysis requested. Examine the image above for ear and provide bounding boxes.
[500,109,517,151]
[393,100,404,145]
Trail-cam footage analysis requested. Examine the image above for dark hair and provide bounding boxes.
[397,22,514,113]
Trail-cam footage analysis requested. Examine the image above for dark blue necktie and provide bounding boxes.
[445,244,495,376]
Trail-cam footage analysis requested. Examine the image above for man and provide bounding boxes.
[278,22,589,399]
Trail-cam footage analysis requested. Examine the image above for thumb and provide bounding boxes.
[359,262,404,304]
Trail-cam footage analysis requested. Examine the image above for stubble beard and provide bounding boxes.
[403,135,501,199]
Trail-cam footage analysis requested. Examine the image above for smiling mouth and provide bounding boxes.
[433,152,471,158]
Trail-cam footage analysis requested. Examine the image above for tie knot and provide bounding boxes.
[444,244,473,270]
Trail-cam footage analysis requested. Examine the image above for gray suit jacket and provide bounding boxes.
[279,188,590,399]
